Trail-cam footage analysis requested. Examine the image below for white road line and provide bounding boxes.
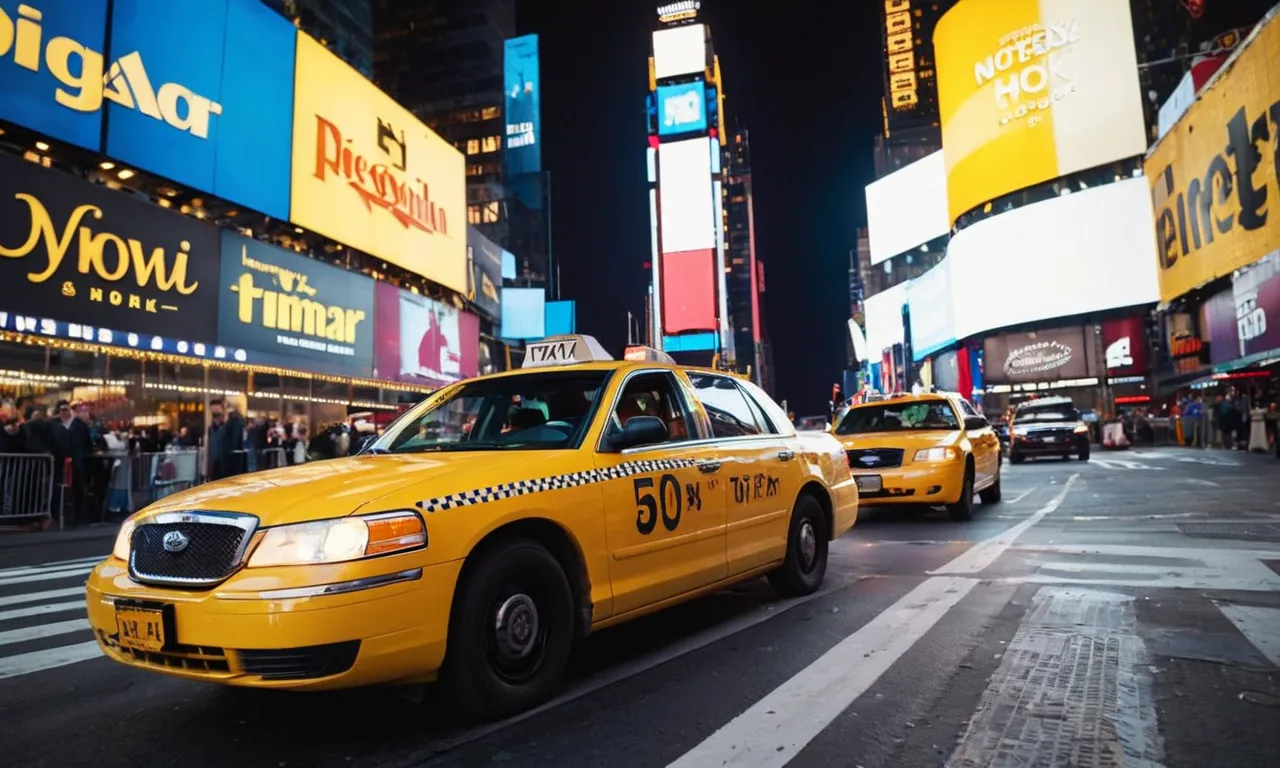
[666,577,978,768]
[0,641,102,679]
[1008,486,1039,505]
[1215,603,1280,667]
[0,566,94,588]
[0,556,103,577]
[0,586,84,608]
[0,618,88,645]
[929,474,1078,575]
[0,599,86,622]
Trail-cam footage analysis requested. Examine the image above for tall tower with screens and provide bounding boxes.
[647,1,729,366]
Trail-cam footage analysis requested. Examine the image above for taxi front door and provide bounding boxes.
[595,371,728,615]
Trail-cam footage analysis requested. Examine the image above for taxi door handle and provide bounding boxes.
[777,450,795,461]
[698,461,721,474]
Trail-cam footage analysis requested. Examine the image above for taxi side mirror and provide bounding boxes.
[611,416,669,451]
[964,415,988,431]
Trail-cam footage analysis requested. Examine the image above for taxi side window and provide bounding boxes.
[606,372,693,444]
[687,374,763,438]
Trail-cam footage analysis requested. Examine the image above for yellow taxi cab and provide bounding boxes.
[86,336,858,719]
[830,391,1002,521]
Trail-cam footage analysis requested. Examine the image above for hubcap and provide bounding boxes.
[798,520,817,572]
[493,593,540,661]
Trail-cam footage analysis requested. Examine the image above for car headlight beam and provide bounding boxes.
[913,447,958,462]
[247,511,426,568]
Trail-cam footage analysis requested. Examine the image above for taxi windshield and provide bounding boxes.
[835,400,959,435]
[370,371,610,453]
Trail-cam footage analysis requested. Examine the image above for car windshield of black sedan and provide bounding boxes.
[835,401,959,435]
[1016,408,1080,423]
[371,371,610,453]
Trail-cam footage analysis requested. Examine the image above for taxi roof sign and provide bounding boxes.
[623,345,676,364]
[523,335,614,368]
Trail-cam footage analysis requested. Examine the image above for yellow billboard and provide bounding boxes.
[935,0,1148,224]
[1146,14,1280,303]
[290,34,467,293]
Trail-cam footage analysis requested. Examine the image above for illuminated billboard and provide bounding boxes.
[657,80,707,136]
[500,287,546,340]
[652,23,705,80]
[503,35,542,177]
[662,249,717,334]
[934,0,1147,224]
[1145,12,1280,303]
[290,34,466,293]
[865,150,949,265]
[658,137,715,253]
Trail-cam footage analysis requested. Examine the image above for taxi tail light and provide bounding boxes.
[365,514,428,556]
[1073,425,1089,434]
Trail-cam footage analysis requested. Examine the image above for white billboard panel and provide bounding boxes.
[866,150,949,265]
[864,280,910,355]
[652,24,706,80]
[949,177,1160,339]
[658,137,715,253]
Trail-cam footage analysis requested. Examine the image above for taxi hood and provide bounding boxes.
[134,452,572,527]
[836,430,962,451]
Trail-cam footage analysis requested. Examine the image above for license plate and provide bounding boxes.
[854,475,882,493]
[1044,436,1058,443]
[115,606,166,652]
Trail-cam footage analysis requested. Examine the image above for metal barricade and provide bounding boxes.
[229,447,289,475]
[0,453,56,524]
[103,449,203,517]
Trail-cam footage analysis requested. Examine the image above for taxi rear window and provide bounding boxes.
[835,400,959,435]
[373,371,611,453]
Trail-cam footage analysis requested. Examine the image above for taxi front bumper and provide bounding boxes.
[85,556,463,690]
[850,459,966,506]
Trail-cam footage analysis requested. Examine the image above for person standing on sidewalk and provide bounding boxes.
[1183,396,1204,447]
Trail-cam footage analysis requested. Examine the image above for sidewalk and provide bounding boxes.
[1132,443,1279,464]
[0,520,120,547]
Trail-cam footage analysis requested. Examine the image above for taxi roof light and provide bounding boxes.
[522,335,614,368]
[624,345,676,364]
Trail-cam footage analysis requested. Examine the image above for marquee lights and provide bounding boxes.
[657,1,699,23]
[884,0,918,112]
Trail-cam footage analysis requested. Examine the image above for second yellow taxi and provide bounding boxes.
[86,336,858,719]
[831,392,1002,521]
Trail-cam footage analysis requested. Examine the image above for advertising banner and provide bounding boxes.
[0,152,219,343]
[290,34,466,293]
[503,35,542,178]
[657,80,707,136]
[1145,13,1280,303]
[907,258,955,360]
[216,233,375,375]
[1200,288,1236,366]
[372,282,478,387]
[465,227,503,322]
[934,0,1147,224]
[982,326,1095,383]
[662,249,717,334]
[0,0,110,150]
[1101,316,1148,377]
[499,286,546,340]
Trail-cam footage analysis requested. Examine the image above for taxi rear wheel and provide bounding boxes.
[443,538,574,720]
[767,495,829,597]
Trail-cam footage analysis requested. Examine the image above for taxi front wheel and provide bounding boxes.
[443,538,575,720]
[768,495,829,597]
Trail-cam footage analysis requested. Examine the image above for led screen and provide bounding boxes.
[544,300,576,336]
[906,258,955,360]
[934,0,1148,224]
[372,282,478,387]
[866,151,949,265]
[658,137,715,253]
[947,177,1159,339]
[500,287,546,340]
[503,35,542,177]
[662,249,716,334]
[664,332,717,352]
[657,80,707,136]
[652,24,706,80]
[864,280,909,355]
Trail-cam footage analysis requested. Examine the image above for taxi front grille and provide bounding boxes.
[121,644,230,673]
[847,448,904,469]
[130,519,250,588]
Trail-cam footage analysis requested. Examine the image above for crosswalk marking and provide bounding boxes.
[0,586,84,608]
[0,641,102,680]
[1216,603,1280,667]
[0,556,102,577]
[0,555,104,680]
[0,600,86,622]
[0,566,95,588]
[0,618,90,646]
[1090,458,1165,470]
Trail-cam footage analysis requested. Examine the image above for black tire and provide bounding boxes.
[767,495,829,597]
[442,538,575,720]
[948,465,975,521]
[1078,448,1090,462]
[1009,450,1025,465]
[979,467,1002,504]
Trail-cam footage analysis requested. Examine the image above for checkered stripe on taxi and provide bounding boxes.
[415,458,700,513]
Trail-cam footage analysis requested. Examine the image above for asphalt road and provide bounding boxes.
[2,446,1279,767]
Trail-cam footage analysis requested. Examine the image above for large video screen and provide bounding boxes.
[866,151,949,265]
[657,80,707,136]
[934,0,1148,224]
[906,257,955,360]
[372,283,478,387]
[864,280,909,355]
[944,177,1159,339]
[662,248,716,334]
[500,287,547,340]
[503,35,542,178]
[652,24,706,80]
[658,137,716,253]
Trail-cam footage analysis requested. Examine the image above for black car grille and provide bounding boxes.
[130,521,248,587]
[847,448,905,469]
[1024,427,1077,441]
[237,641,361,680]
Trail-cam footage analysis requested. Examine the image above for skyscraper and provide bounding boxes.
[264,0,374,78]
[875,0,953,177]
[723,124,769,388]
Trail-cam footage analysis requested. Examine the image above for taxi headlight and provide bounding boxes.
[112,517,138,561]
[247,511,426,567]
[914,447,958,462]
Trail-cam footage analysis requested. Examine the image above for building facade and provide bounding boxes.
[723,125,769,388]
[264,0,374,78]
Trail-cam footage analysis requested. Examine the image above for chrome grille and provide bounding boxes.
[847,448,905,469]
[129,512,257,588]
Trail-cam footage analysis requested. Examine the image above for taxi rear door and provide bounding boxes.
[594,369,728,615]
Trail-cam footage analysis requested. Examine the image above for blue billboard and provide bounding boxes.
[104,0,296,220]
[657,80,707,136]
[503,35,541,178]
[0,0,111,150]
[544,300,576,337]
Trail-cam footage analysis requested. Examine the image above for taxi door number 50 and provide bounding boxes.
[634,474,681,534]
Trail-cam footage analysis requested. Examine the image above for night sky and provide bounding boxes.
[516,0,883,415]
